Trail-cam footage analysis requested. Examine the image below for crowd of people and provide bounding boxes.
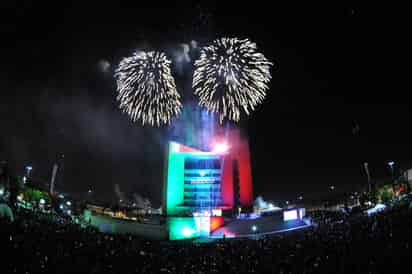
[1,200,412,273]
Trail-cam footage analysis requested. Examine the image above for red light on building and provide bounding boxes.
[210,216,225,232]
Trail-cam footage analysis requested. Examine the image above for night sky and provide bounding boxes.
[0,2,409,206]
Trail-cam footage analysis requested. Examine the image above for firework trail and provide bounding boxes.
[193,38,272,122]
[115,51,182,126]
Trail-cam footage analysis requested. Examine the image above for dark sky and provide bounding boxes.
[0,2,409,205]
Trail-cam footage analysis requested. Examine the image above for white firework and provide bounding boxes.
[115,51,182,126]
[193,38,272,122]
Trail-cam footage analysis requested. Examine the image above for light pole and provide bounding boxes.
[26,166,33,178]
[251,225,258,239]
[87,189,93,202]
[364,162,371,193]
[388,161,395,181]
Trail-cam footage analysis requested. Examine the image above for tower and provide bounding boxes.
[164,127,253,216]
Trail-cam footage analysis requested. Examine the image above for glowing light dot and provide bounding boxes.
[181,227,196,237]
[213,143,229,153]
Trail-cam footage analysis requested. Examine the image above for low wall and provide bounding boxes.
[84,210,168,240]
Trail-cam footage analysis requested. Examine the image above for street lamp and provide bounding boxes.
[26,166,33,177]
[251,225,258,239]
[388,161,395,180]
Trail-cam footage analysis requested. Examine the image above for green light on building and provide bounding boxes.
[168,217,199,240]
[166,143,186,215]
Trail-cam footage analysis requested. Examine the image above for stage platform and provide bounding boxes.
[210,215,311,239]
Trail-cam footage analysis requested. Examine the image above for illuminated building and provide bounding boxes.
[164,127,253,216]
[163,103,253,239]
[163,128,253,239]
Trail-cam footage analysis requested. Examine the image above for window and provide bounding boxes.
[184,158,221,170]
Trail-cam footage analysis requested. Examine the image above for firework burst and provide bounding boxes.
[193,38,272,122]
[115,51,182,126]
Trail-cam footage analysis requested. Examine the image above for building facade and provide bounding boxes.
[164,128,253,216]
